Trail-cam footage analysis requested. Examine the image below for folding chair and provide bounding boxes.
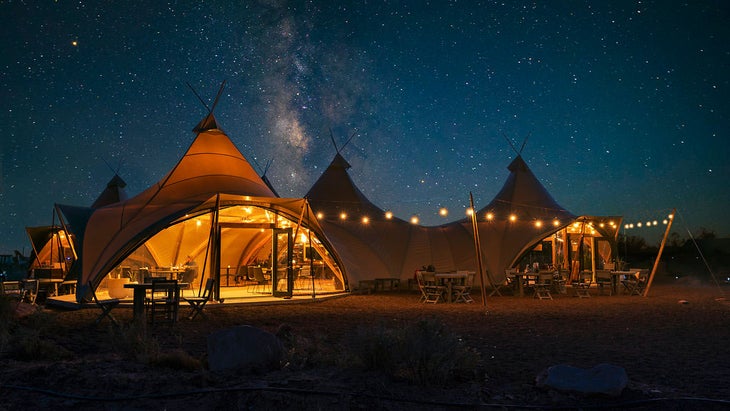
[571,271,593,298]
[534,271,554,300]
[623,269,649,296]
[183,278,215,320]
[452,272,475,303]
[490,270,516,296]
[419,271,445,303]
[148,279,179,325]
[89,281,120,325]
[595,270,613,296]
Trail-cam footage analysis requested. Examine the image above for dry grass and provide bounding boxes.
[0,282,728,410]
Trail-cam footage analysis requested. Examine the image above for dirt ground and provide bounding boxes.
[1,280,729,410]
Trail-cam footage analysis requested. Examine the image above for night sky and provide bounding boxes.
[2,1,728,255]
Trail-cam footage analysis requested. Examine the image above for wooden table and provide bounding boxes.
[123,282,187,320]
[435,272,469,303]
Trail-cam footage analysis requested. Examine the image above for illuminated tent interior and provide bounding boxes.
[307,149,623,289]
[57,112,346,303]
[471,155,622,285]
[25,225,74,280]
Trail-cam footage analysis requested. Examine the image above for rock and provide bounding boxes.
[536,363,628,396]
[207,325,284,372]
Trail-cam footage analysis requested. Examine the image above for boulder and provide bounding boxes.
[536,363,628,396]
[207,325,284,372]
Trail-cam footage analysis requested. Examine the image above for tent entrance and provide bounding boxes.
[271,227,293,298]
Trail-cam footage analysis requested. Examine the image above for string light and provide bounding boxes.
[316,212,324,219]
[410,215,419,224]
[361,216,369,224]
[466,208,474,216]
[534,220,542,228]
[486,212,494,221]
[553,219,560,226]
[509,214,517,222]
[384,211,393,220]
[439,207,448,217]
[339,212,347,220]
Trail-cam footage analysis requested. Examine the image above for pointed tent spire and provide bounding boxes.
[91,174,129,208]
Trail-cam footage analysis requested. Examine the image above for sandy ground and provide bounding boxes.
[0,281,728,410]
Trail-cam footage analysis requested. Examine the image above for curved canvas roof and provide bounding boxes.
[306,152,476,285]
[59,114,346,300]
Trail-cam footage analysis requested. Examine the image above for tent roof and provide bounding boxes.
[60,117,284,295]
[91,174,129,208]
[306,153,396,222]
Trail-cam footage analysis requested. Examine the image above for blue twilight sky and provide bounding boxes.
[1,1,728,254]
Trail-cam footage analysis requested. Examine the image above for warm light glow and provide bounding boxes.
[668,213,674,219]
[196,219,202,227]
[466,208,474,216]
[553,219,560,227]
[339,212,347,220]
[410,215,419,224]
[662,219,668,225]
[535,220,542,228]
[486,212,494,221]
[362,216,370,224]
[599,222,605,228]
[637,222,643,227]
[71,40,78,47]
[573,222,580,228]
[385,211,393,220]
[316,212,324,219]
[652,220,658,226]
[609,221,616,227]
[300,233,308,243]
[439,207,448,217]
[509,214,517,222]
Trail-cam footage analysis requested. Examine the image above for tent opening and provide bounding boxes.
[96,202,346,301]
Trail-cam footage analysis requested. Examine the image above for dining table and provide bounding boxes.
[434,272,469,303]
[123,282,188,320]
[512,272,538,297]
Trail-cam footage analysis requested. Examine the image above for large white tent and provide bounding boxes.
[58,114,347,302]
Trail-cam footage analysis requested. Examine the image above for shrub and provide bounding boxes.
[351,317,481,386]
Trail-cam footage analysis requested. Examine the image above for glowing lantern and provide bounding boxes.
[339,212,347,220]
[362,216,370,224]
[486,212,494,221]
[385,211,393,220]
[509,214,517,222]
[316,212,324,219]
[410,215,419,225]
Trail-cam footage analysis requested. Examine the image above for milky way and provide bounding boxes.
[1,1,728,253]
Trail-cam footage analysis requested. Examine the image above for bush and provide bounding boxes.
[351,317,481,386]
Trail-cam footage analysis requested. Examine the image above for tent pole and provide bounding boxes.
[643,208,675,297]
[469,192,488,310]
[307,201,315,299]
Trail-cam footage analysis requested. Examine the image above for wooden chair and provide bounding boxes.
[89,281,120,325]
[22,279,39,304]
[452,272,475,303]
[572,271,593,298]
[148,279,179,325]
[595,270,613,296]
[418,271,445,303]
[183,278,215,320]
[534,271,554,300]
[623,269,650,296]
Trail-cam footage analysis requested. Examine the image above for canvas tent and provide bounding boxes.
[58,113,347,302]
[25,174,130,282]
[306,151,477,286]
